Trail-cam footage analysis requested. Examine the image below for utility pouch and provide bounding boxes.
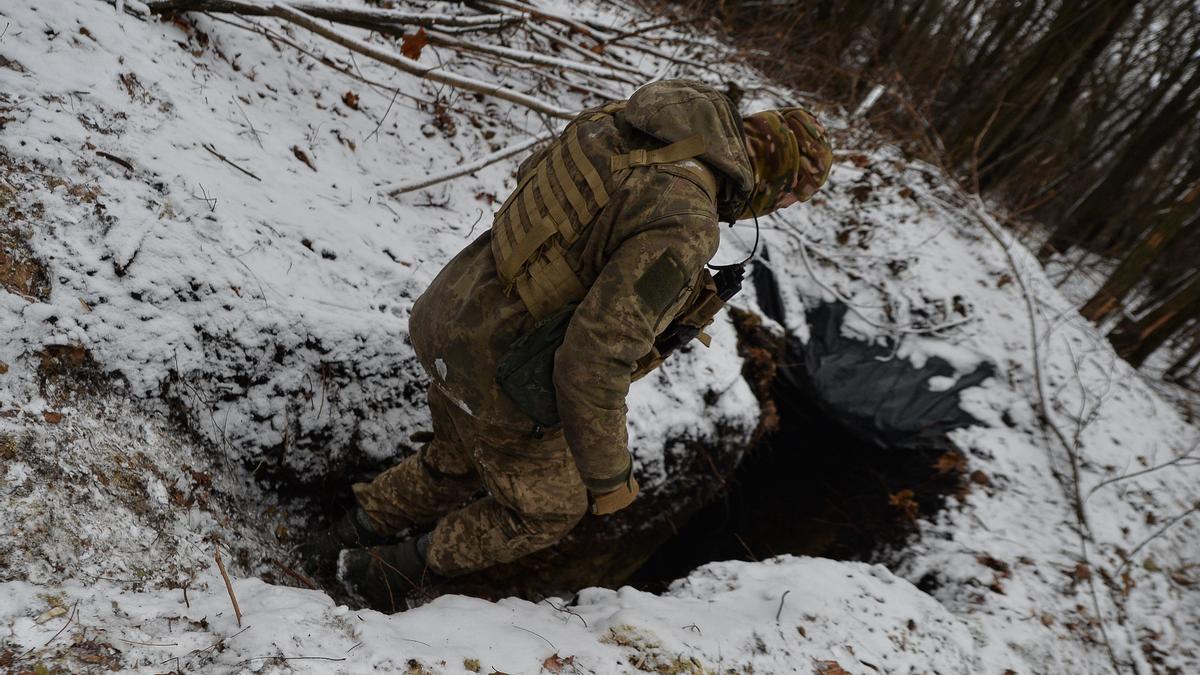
[495,303,578,428]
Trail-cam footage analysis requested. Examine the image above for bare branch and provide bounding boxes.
[385,133,553,196]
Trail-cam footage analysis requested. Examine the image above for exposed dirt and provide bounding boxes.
[0,226,50,303]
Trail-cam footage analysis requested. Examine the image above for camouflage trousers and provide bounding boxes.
[353,384,588,577]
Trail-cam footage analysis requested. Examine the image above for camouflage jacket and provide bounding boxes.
[408,80,754,491]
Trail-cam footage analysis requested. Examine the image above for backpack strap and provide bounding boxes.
[669,158,718,203]
[610,134,707,172]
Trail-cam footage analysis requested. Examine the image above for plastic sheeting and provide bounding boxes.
[753,251,993,451]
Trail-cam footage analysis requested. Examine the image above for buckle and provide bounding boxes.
[629,149,648,166]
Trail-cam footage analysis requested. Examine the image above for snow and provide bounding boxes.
[2,0,1198,672]
[0,557,975,673]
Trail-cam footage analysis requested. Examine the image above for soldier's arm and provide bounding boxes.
[553,207,719,493]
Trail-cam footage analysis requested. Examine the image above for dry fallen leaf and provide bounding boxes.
[342,91,359,110]
[292,146,317,172]
[402,27,428,60]
[933,450,967,474]
[889,489,919,522]
[1072,562,1092,583]
[542,653,576,673]
[815,660,850,675]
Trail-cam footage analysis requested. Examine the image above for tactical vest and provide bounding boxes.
[490,102,716,321]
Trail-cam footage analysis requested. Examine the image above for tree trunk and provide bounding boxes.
[981,0,1140,185]
[1080,182,1200,322]
[1108,273,1200,367]
[1064,61,1200,247]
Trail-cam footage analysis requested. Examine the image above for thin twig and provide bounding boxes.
[1114,501,1200,577]
[20,602,78,657]
[734,533,758,562]
[541,597,588,627]
[274,559,319,589]
[230,96,264,148]
[239,655,348,664]
[162,625,252,665]
[201,143,262,181]
[365,89,399,143]
[775,590,791,622]
[601,18,699,46]
[425,28,638,85]
[512,624,557,651]
[214,544,243,627]
[1086,438,1200,499]
[523,22,646,78]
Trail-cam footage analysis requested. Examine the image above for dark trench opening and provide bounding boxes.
[628,372,968,592]
[630,253,995,592]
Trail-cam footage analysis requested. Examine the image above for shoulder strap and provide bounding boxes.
[671,158,718,202]
[610,134,707,172]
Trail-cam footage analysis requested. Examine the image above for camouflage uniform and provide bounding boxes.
[353,80,830,577]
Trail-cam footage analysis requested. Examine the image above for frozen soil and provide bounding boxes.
[2,0,1199,673]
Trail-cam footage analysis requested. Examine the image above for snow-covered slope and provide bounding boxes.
[2,0,1197,673]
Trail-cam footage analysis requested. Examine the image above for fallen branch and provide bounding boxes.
[201,143,261,181]
[146,0,517,29]
[476,0,614,43]
[385,132,552,196]
[96,150,135,172]
[214,544,243,627]
[144,0,575,118]
[425,28,639,85]
[524,21,648,78]
[267,3,574,119]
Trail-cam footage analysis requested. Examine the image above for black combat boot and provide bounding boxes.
[300,506,389,578]
[339,534,440,612]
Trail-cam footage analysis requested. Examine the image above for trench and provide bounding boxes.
[265,253,993,605]
[630,255,994,591]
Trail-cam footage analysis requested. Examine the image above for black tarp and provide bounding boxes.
[752,249,993,451]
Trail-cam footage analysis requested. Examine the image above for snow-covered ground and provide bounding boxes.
[2,0,1197,672]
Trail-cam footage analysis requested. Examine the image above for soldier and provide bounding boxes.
[307,79,833,610]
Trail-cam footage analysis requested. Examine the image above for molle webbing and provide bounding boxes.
[491,105,708,320]
[491,123,611,319]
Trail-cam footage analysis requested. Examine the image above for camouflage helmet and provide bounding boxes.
[739,106,833,219]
